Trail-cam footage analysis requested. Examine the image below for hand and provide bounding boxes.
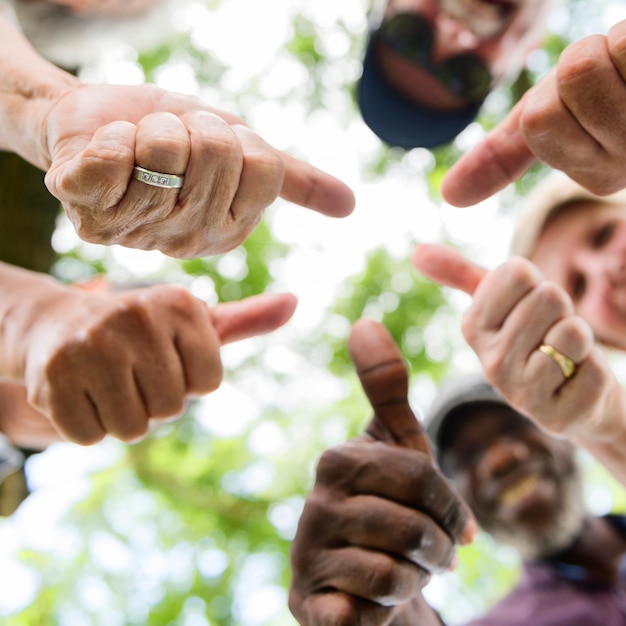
[289,319,474,626]
[21,286,296,445]
[0,382,63,450]
[412,243,622,442]
[42,84,355,257]
[441,19,626,207]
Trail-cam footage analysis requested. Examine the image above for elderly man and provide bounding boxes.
[358,0,559,148]
[289,319,626,625]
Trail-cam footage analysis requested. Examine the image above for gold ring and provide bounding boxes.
[538,344,576,380]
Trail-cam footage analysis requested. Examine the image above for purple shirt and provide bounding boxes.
[467,516,626,626]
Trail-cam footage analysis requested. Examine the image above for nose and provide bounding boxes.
[431,14,481,63]
[476,437,529,482]
[580,251,626,289]
[606,255,626,287]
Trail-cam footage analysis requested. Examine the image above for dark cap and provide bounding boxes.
[425,373,508,472]
[357,37,481,150]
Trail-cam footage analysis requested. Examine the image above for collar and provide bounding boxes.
[536,515,626,585]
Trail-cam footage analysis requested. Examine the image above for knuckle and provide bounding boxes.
[480,351,506,386]
[316,445,355,483]
[503,257,540,288]
[366,558,399,600]
[151,396,185,420]
[460,309,479,346]
[534,281,570,313]
[519,94,555,136]
[200,366,224,394]
[207,128,243,165]
[557,37,606,85]
[112,420,149,444]
[608,27,626,67]
[581,351,609,388]
[559,316,593,349]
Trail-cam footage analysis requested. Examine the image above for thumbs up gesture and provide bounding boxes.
[288,319,475,626]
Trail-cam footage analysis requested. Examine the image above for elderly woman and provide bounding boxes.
[413,173,626,487]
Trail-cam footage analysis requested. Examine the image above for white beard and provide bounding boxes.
[483,465,587,561]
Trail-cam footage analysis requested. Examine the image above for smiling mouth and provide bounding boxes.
[498,474,541,508]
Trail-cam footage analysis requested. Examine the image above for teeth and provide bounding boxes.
[498,475,540,507]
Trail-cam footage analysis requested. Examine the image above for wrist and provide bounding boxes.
[0,264,74,381]
[0,13,81,169]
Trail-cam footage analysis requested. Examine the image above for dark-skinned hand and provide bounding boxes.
[289,319,476,626]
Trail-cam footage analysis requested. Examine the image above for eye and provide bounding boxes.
[570,272,586,302]
[591,222,616,249]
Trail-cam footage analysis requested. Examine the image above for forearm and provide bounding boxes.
[0,262,71,381]
[0,12,80,169]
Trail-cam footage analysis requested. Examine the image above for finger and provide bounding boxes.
[461,258,543,336]
[45,120,137,215]
[88,367,152,442]
[347,318,432,455]
[210,293,297,345]
[474,280,573,392]
[177,108,243,230]
[411,243,486,295]
[609,19,626,78]
[131,345,187,420]
[133,111,190,177]
[175,314,223,396]
[539,315,594,366]
[557,35,626,154]
[440,97,536,207]
[326,493,457,573]
[289,589,395,626]
[527,315,593,394]
[307,546,427,606]
[316,443,470,544]
[280,152,355,218]
[229,124,286,226]
[518,69,598,171]
[32,380,106,446]
[101,114,191,250]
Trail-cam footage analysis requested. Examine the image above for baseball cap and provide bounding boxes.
[425,373,507,473]
[358,37,481,149]
[510,173,626,259]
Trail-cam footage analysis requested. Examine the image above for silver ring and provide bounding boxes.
[132,165,184,189]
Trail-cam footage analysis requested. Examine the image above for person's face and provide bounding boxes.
[374,0,553,112]
[531,200,626,351]
[442,404,584,558]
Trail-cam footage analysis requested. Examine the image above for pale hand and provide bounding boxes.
[43,84,355,258]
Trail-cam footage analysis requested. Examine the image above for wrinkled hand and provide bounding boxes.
[412,243,622,442]
[289,319,474,626]
[43,84,355,258]
[22,286,296,445]
[442,19,626,206]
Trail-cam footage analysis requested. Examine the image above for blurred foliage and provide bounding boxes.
[3,0,625,625]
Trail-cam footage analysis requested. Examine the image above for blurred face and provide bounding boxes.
[531,201,626,351]
[442,404,585,559]
[374,0,554,111]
